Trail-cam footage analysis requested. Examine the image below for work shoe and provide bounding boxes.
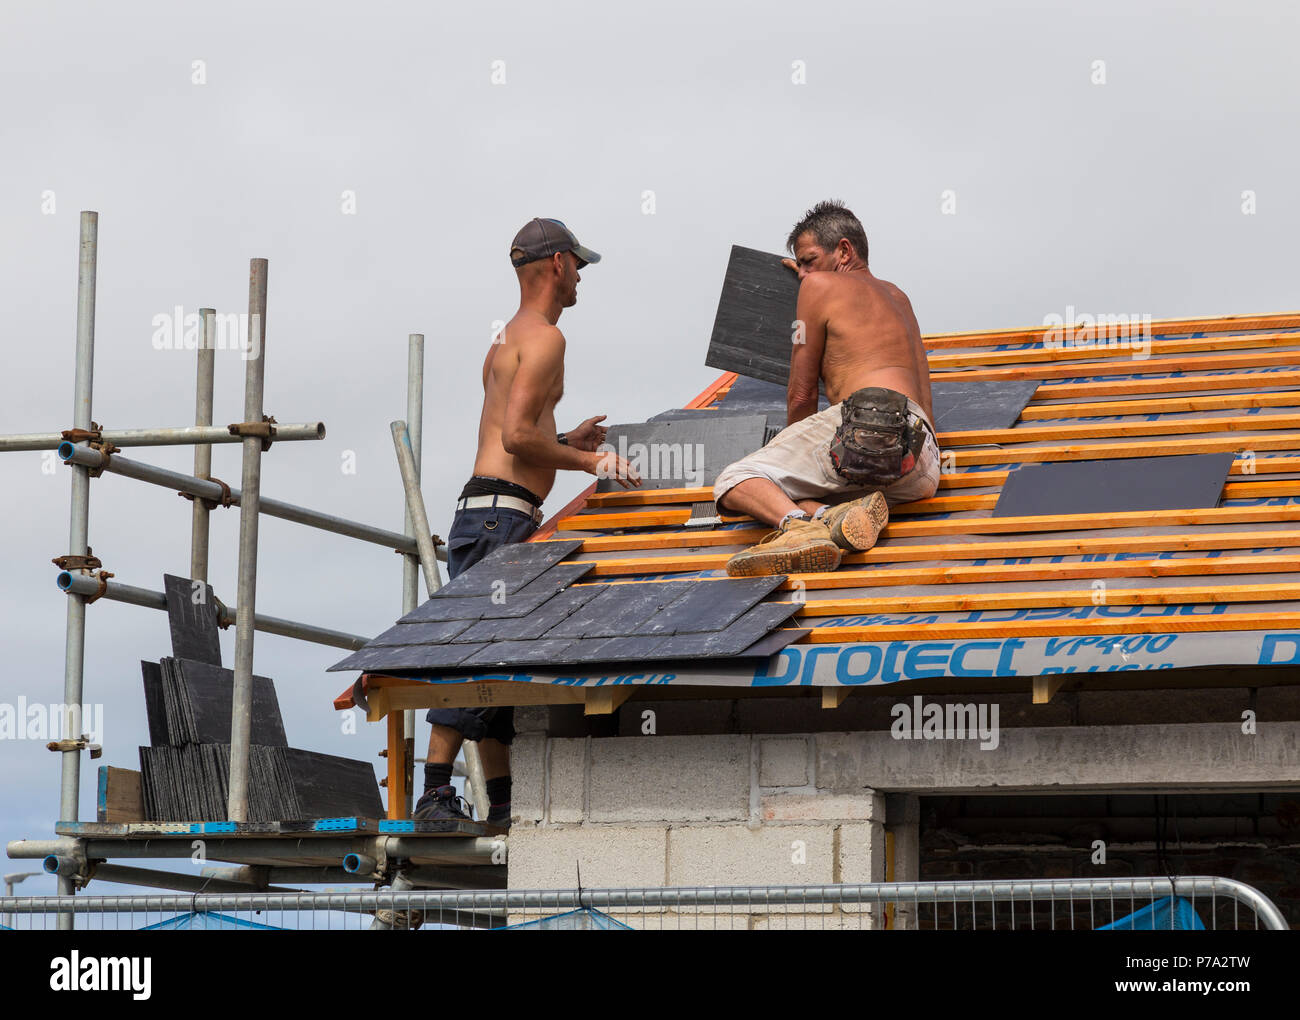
[820,492,889,552]
[372,901,424,931]
[413,783,473,822]
[725,516,841,577]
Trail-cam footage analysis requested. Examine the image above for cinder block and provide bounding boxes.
[667,823,835,891]
[510,733,545,823]
[759,737,809,787]
[506,824,668,889]
[548,737,587,824]
[588,735,751,822]
[813,732,864,792]
[760,791,880,822]
[838,817,886,917]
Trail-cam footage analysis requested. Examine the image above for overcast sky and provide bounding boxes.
[2,0,1297,898]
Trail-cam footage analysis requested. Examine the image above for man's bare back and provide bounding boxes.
[800,271,932,422]
[473,311,565,501]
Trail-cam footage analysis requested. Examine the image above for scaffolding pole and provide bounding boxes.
[56,573,369,650]
[57,445,441,560]
[192,308,216,581]
[227,259,268,822]
[0,422,324,453]
[402,335,424,816]
[391,418,489,821]
[55,211,98,927]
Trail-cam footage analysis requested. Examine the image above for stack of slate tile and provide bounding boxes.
[137,574,382,822]
[328,541,804,676]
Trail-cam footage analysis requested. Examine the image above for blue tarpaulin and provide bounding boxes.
[500,907,632,930]
[1099,896,1206,931]
[140,911,281,930]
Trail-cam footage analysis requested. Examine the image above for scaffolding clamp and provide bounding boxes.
[180,474,234,510]
[85,570,115,604]
[46,735,102,759]
[52,549,113,603]
[228,414,278,451]
[60,422,119,477]
[396,533,444,557]
[51,551,102,573]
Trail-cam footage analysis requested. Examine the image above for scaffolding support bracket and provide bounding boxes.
[227,414,278,451]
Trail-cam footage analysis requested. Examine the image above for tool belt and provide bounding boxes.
[828,387,912,485]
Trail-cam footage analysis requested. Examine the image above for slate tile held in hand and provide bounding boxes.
[992,453,1235,518]
[425,539,583,599]
[162,574,223,667]
[543,580,695,640]
[704,245,801,387]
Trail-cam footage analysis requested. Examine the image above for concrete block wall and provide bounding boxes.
[507,723,887,929]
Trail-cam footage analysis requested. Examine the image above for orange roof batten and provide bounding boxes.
[921,312,1300,350]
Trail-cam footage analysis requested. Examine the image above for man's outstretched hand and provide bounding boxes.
[588,450,643,490]
[566,414,609,452]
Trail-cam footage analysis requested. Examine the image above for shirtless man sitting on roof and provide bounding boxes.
[715,200,940,576]
[416,217,641,827]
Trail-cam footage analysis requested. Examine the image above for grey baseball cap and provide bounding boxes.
[510,218,601,268]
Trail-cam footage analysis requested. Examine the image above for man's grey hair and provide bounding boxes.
[786,200,869,264]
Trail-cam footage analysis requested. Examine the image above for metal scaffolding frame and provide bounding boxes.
[0,211,493,925]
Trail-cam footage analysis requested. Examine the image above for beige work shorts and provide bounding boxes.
[713,395,941,507]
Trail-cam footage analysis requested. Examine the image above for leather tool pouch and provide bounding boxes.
[829,387,910,485]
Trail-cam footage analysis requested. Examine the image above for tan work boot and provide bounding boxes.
[820,491,889,552]
[725,516,842,577]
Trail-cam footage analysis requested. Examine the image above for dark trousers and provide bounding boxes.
[425,504,539,745]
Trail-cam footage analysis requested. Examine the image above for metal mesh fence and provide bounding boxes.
[0,877,1287,931]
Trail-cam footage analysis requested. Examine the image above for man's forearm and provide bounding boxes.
[504,426,596,472]
[787,394,818,425]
